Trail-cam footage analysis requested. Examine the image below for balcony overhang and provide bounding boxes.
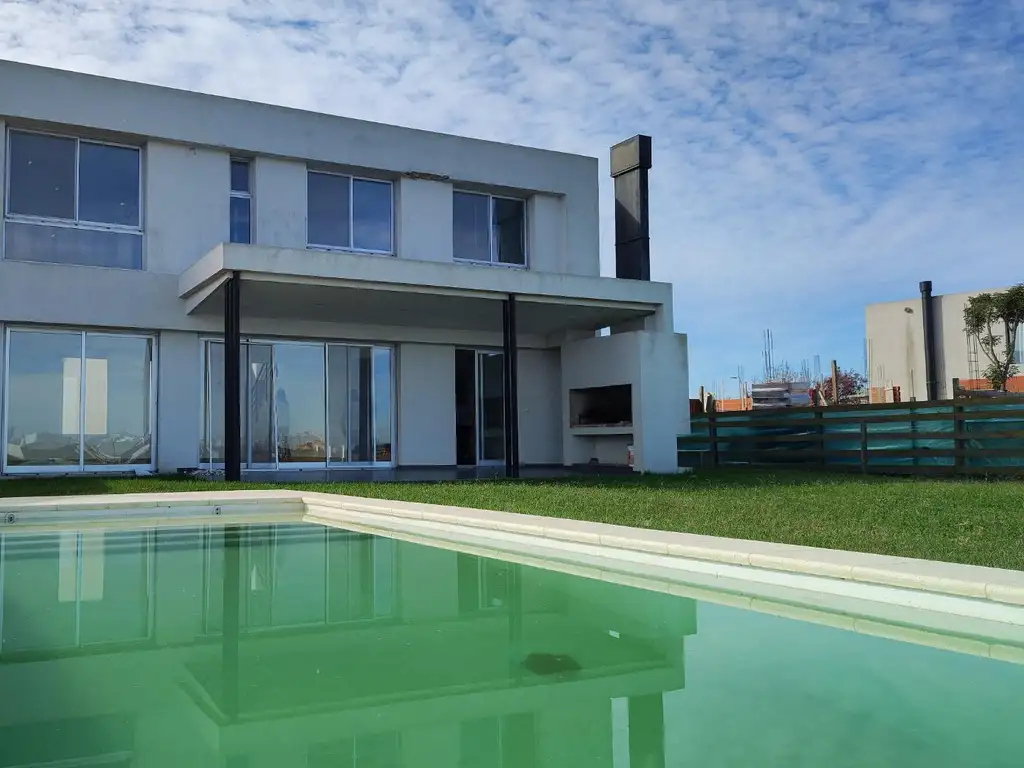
[179,245,672,338]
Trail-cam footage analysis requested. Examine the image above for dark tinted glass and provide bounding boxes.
[230,196,251,244]
[7,132,76,219]
[307,172,350,247]
[352,179,392,252]
[78,142,140,226]
[453,192,490,261]
[231,160,250,193]
[493,198,525,265]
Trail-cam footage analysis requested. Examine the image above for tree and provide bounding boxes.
[963,284,1024,391]
[818,368,867,404]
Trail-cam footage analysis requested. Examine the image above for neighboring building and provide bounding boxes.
[0,61,688,477]
[865,283,1024,402]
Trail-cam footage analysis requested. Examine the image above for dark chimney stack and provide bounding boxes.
[610,135,652,281]
[919,280,939,401]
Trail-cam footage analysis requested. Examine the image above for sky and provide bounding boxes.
[2,0,1023,397]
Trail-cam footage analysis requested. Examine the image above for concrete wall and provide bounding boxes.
[253,157,307,249]
[0,120,5,225]
[397,178,454,263]
[145,142,228,275]
[397,344,456,466]
[528,195,569,275]
[865,288,1016,400]
[0,60,599,278]
[155,331,202,472]
[518,349,562,465]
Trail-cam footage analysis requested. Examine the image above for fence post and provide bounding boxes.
[859,418,868,473]
[708,409,719,469]
[953,402,965,470]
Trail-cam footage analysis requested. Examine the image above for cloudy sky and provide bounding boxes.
[3,0,1022,396]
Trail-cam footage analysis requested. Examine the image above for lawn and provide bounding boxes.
[0,470,1021,571]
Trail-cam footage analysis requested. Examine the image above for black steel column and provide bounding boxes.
[224,272,242,482]
[920,280,939,401]
[502,295,521,478]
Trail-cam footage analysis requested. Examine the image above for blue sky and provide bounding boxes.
[3,0,1023,396]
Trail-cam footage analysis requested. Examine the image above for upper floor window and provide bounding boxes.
[307,170,393,254]
[3,130,143,269]
[230,159,252,244]
[453,191,526,266]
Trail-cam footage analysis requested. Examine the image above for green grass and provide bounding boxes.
[1,470,1022,571]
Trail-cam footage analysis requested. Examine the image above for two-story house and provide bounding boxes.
[0,60,688,478]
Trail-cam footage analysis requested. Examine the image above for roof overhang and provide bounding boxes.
[179,245,672,338]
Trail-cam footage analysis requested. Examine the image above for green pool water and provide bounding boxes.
[0,521,1021,767]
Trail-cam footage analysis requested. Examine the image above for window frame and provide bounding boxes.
[453,190,528,268]
[4,128,144,234]
[229,157,253,245]
[1,326,158,475]
[305,169,394,256]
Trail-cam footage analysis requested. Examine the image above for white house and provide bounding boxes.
[0,60,688,478]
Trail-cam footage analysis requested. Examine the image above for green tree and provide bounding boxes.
[963,284,1024,391]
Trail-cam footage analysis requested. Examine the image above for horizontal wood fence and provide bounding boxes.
[678,397,1024,476]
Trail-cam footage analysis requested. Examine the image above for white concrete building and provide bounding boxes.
[0,61,688,478]
[865,282,1024,401]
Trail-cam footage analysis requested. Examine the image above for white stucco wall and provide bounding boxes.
[528,195,568,275]
[397,343,456,466]
[0,60,601,278]
[155,331,201,472]
[0,120,6,224]
[397,177,454,263]
[518,348,562,465]
[253,156,307,249]
[145,142,228,275]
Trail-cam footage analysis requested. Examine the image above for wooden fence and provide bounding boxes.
[677,396,1024,475]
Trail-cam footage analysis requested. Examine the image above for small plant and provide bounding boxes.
[963,284,1024,391]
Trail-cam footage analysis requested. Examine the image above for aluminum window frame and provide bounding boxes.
[198,336,397,472]
[229,157,254,245]
[1,326,158,475]
[3,128,145,269]
[452,190,528,269]
[305,169,395,256]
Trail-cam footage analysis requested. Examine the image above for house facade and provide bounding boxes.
[0,61,688,478]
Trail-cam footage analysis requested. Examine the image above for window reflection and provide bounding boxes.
[5,330,152,469]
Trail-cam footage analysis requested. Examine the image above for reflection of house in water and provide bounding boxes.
[0,524,696,767]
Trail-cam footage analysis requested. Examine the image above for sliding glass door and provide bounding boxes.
[4,328,154,472]
[455,349,505,466]
[201,339,393,470]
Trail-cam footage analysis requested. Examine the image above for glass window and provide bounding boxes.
[5,130,143,269]
[348,347,374,463]
[453,192,491,262]
[6,330,84,467]
[231,160,251,194]
[230,160,252,245]
[352,179,393,252]
[7,132,76,219]
[327,344,350,462]
[274,344,326,463]
[454,192,526,265]
[307,171,393,253]
[78,142,141,226]
[5,330,153,471]
[493,198,526,265]
[82,335,153,466]
[373,348,393,462]
[307,172,351,248]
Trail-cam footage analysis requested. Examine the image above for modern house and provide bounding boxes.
[865,281,1024,402]
[0,60,688,478]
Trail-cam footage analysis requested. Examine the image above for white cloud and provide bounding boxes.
[1,0,1022,392]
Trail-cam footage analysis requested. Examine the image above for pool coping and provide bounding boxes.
[2,489,1023,610]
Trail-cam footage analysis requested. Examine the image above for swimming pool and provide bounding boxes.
[0,503,1021,767]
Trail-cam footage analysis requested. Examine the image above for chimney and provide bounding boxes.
[919,280,939,401]
[610,135,652,280]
